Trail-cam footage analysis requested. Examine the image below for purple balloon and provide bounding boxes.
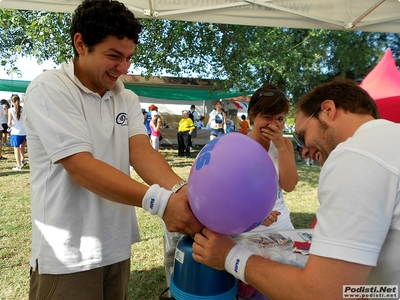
[188,132,278,235]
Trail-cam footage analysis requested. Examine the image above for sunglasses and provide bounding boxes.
[293,110,319,148]
[257,89,288,101]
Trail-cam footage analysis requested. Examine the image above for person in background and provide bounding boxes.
[188,104,199,148]
[247,84,298,230]
[226,114,234,133]
[208,100,226,140]
[8,94,27,171]
[195,115,205,129]
[0,114,3,160]
[177,110,194,157]
[0,99,9,160]
[145,104,158,137]
[188,104,199,123]
[192,78,400,299]
[239,114,249,134]
[24,1,202,298]
[149,110,162,151]
[142,108,147,122]
[1,99,10,146]
[304,156,314,166]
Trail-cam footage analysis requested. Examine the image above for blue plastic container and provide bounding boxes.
[170,235,237,300]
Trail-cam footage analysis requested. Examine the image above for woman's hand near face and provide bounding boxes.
[261,123,285,148]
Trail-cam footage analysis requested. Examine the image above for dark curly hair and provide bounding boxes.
[296,77,379,119]
[70,0,143,57]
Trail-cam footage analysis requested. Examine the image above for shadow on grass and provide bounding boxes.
[129,266,170,300]
[160,146,202,169]
[291,212,317,229]
[168,160,195,169]
[0,169,30,177]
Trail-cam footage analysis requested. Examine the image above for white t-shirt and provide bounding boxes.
[209,110,225,129]
[9,106,26,136]
[310,119,400,287]
[266,141,294,231]
[251,141,294,233]
[24,62,147,274]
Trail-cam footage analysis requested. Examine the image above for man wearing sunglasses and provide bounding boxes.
[192,78,400,299]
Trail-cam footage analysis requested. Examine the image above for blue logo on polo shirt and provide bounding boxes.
[116,113,128,126]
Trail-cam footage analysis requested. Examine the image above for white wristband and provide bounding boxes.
[224,244,254,284]
[142,184,173,218]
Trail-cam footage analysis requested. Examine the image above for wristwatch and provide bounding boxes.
[171,180,188,193]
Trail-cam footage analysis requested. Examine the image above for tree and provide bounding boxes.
[0,9,72,76]
[136,20,400,100]
[1,8,399,103]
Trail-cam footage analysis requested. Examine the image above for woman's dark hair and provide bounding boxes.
[1,99,10,108]
[11,94,22,120]
[213,100,222,109]
[248,83,289,125]
[296,77,379,119]
[70,0,143,57]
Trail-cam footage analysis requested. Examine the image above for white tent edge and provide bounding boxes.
[1,0,400,34]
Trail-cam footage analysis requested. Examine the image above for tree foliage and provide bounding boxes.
[0,9,72,76]
[1,8,399,103]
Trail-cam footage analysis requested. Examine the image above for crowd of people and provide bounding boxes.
[2,1,398,299]
[141,101,249,157]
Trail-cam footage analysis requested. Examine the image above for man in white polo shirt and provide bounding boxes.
[24,1,202,299]
[192,78,400,299]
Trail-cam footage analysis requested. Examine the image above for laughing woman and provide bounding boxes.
[247,84,298,231]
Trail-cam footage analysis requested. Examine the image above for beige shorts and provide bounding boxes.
[29,258,130,300]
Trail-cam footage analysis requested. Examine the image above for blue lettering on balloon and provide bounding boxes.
[194,138,221,170]
[243,221,263,233]
[195,152,211,170]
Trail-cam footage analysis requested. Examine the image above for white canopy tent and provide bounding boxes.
[1,0,400,33]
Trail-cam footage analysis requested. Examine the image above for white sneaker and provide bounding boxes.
[12,166,22,171]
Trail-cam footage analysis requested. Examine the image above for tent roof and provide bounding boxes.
[1,0,400,33]
[360,48,400,99]
[360,48,400,123]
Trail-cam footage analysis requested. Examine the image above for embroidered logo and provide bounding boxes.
[116,113,128,126]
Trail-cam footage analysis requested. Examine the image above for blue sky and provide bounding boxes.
[0,57,57,100]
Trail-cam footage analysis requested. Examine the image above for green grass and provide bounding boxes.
[0,143,321,300]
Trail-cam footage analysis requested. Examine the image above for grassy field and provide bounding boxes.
[0,143,321,300]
